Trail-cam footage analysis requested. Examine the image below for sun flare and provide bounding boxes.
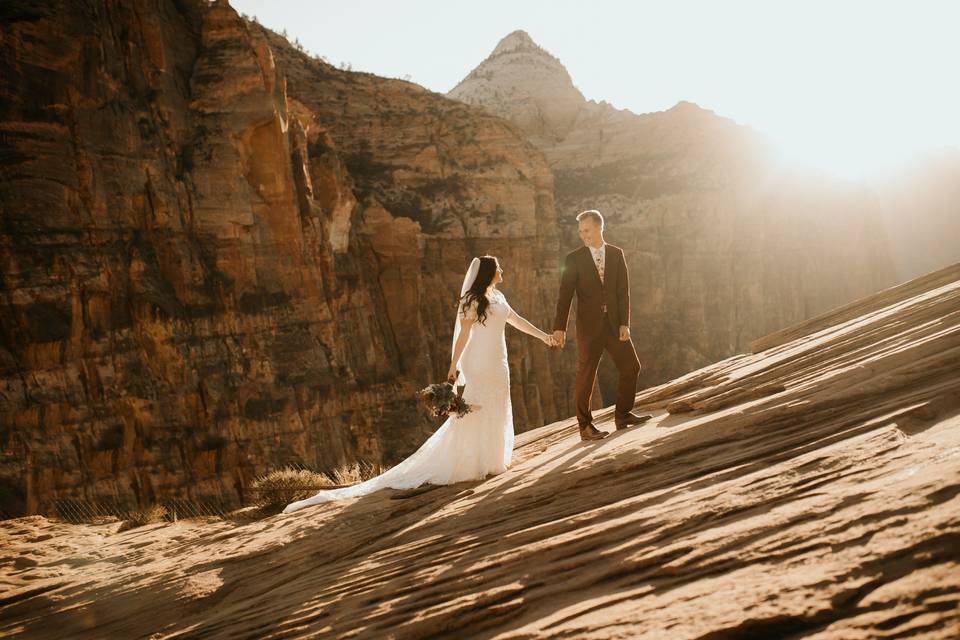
[771,132,923,181]
[762,97,955,181]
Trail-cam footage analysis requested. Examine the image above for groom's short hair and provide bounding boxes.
[576,209,604,228]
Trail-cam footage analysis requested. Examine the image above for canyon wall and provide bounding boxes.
[0,1,573,517]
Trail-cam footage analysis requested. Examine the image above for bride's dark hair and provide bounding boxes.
[460,256,499,325]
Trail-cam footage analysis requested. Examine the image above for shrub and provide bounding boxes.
[249,467,334,509]
[119,504,168,531]
[248,463,384,511]
[330,461,383,486]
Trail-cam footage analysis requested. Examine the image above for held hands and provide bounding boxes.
[540,328,623,345]
[540,331,566,348]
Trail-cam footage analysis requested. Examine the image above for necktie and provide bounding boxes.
[594,248,604,283]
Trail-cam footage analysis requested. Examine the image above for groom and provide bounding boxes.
[553,210,651,441]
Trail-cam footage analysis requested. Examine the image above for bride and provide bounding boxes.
[283,256,555,513]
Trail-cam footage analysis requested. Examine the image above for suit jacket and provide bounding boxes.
[553,244,630,341]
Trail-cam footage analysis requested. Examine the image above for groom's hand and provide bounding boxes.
[552,330,566,348]
[619,326,630,342]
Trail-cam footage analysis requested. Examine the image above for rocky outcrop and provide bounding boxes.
[3,263,958,639]
[0,2,574,517]
[449,31,773,173]
[450,31,898,398]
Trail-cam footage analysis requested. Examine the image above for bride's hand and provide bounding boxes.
[446,364,458,383]
[540,333,555,347]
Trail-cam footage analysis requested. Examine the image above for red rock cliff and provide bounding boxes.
[0,1,574,516]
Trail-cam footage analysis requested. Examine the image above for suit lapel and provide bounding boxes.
[583,245,604,290]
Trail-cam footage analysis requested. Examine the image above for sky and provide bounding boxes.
[231,0,960,180]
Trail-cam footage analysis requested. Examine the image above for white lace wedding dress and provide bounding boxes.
[283,289,515,513]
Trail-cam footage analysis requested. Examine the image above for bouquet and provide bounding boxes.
[418,375,475,419]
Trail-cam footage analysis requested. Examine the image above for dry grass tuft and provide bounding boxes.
[119,504,168,531]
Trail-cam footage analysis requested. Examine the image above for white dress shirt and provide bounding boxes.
[589,243,606,283]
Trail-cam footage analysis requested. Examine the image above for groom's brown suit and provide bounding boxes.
[553,244,641,427]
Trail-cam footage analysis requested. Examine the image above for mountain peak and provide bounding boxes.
[671,100,702,111]
[491,29,540,56]
[448,30,584,142]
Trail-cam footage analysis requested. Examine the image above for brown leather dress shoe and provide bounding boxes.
[615,412,653,430]
[579,423,609,441]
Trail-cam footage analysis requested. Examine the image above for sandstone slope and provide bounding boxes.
[2,263,957,639]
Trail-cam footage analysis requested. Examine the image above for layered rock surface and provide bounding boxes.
[2,263,958,639]
[450,31,898,396]
[0,2,574,517]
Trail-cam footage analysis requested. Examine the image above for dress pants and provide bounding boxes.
[575,317,641,427]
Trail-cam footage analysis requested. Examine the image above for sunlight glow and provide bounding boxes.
[765,112,949,181]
